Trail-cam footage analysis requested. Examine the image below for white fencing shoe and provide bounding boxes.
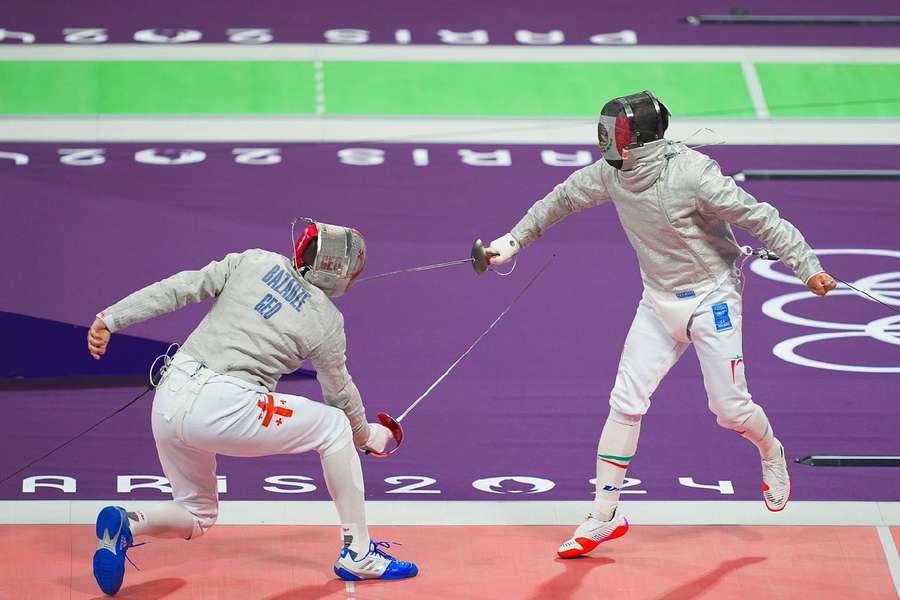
[557,511,629,559]
[762,443,791,512]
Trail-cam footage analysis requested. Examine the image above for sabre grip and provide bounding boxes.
[365,412,404,458]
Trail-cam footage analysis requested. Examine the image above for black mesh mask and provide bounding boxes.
[597,91,670,169]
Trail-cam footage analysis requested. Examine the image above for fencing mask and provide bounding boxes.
[597,90,670,170]
[292,218,367,298]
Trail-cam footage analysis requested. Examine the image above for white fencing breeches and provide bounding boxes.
[609,275,774,445]
[147,353,351,538]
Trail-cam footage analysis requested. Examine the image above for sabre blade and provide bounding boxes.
[833,276,900,314]
[356,257,474,284]
[396,255,554,423]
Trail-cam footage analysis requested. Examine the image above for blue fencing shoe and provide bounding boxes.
[334,541,418,581]
[92,506,139,596]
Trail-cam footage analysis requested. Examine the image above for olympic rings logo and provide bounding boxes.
[750,248,900,373]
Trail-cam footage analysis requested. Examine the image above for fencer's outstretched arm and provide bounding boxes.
[307,317,370,447]
[88,252,247,359]
[511,165,612,248]
[98,251,247,333]
[696,159,826,285]
[488,165,611,263]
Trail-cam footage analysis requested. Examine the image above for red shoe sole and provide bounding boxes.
[557,521,629,559]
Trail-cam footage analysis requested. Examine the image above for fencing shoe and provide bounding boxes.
[762,443,791,512]
[557,510,629,558]
[334,541,418,581]
[93,506,141,596]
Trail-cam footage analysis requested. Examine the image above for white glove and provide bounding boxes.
[363,423,392,453]
[487,233,520,265]
[352,422,370,448]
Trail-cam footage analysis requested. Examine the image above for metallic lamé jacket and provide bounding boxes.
[510,140,823,294]
[99,249,367,436]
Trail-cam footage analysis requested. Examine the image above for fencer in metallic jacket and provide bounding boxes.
[96,248,370,445]
[505,139,824,292]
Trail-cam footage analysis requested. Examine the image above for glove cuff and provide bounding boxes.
[490,233,521,262]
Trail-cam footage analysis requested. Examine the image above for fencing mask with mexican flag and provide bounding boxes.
[597,90,671,170]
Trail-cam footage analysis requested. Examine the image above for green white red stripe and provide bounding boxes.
[598,453,634,470]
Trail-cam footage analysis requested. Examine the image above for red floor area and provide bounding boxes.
[0,524,895,599]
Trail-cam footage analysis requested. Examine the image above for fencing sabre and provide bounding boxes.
[356,239,514,283]
[740,247,900,314]
[367,255,554,457]
[291,216,509,282]
[830,276,900,314]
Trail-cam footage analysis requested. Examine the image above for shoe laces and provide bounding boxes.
[369,541,401,561]
[762,455,788,486]
[124,541,147,571]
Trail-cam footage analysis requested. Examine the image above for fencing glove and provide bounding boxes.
[487,233,520,265]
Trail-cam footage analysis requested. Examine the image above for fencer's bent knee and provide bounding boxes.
[709,396,758,431]
[183,503,217,539]
[713,401,772,444]
[192,514,216,539]
[608,351,663,417]
[319,410,353,457]
[609,381,650,418]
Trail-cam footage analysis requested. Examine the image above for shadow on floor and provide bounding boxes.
[528,556,616,600]
[91,577,187,600]
[266,578,357,600]
[653,556,767,600]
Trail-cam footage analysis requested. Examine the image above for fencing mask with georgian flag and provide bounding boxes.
[291,218,367,298]
[597,90,671,170]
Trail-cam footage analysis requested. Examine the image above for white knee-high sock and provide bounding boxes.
[321,437,371,557]
[736,403,780,459]
[127,501,198,539]
[592,410,641,521]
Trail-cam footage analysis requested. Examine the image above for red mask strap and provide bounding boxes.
[294,222,318,268]
[614,112,633,153]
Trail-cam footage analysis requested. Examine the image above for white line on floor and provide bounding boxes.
[1,44,899,63]
[741,62,770,119]
[1,500,897,526]
[2,116,900,145]
[313,60,326,115]
[876,526,900,598]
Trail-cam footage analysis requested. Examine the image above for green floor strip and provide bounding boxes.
[323,62,755,118]
[756,63,900,117]
[0,62,317,114]
[2,60,898,118]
